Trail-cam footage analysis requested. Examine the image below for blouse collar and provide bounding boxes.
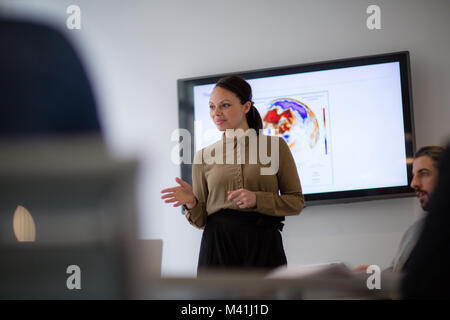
[221,128,258,143]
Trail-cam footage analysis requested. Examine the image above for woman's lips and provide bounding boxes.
[215,119,226,125]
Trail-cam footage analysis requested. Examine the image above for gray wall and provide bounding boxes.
[2,0,449,276]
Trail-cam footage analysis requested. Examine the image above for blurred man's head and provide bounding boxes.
[410,146,444,209]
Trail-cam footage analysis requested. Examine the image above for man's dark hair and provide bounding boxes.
[414,146,445,168]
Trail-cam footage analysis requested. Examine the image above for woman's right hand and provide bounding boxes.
[160,177,197,209]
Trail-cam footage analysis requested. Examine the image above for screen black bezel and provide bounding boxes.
[177,51,415,205]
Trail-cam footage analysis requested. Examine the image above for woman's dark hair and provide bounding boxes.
[215,75,263,134]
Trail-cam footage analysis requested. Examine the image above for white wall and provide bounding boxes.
[2,0,449,276]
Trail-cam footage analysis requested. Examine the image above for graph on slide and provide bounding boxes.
[262,98,319,150]
[256,91,334,189]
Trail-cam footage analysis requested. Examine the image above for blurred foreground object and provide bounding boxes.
[0,135,141,299]
[144,267,401,300]
[12,205,36,242]
[0,16,146,299]
[0,17,101,136]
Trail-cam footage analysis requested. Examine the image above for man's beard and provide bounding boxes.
[416,190,429,209]
[416,190,430,211]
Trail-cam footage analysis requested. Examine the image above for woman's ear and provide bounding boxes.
[244,101,252,114]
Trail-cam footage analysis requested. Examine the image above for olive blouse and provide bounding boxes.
[184,129,304,229]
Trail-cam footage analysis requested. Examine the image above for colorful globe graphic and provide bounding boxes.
[262,98,319,164]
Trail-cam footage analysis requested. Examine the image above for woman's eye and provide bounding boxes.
[209,105,214,109]
[222,103,230,108]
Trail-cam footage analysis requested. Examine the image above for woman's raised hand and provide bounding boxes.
[161,177,197,209]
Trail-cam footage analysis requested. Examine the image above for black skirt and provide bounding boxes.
[198,208,287,272]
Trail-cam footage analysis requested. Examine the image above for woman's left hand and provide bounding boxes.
[227,188,256,209]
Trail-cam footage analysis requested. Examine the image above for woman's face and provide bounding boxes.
[209,86,251,132]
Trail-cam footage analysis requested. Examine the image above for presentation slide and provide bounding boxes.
[192,62,408,195]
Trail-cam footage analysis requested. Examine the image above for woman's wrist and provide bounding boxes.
[185,197,198,210]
